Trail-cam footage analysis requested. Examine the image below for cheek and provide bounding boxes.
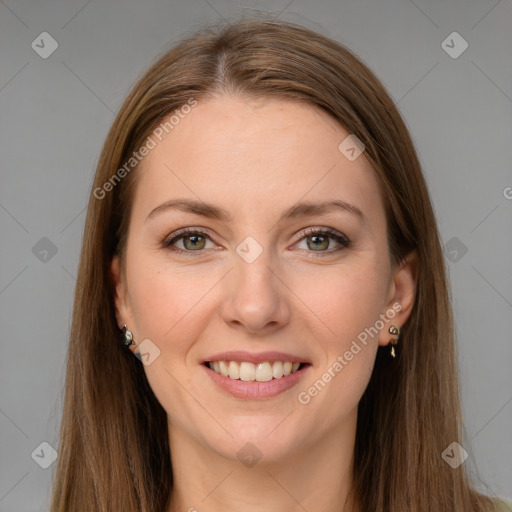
[292,257,388,344]
[290,259,386,400]
[128,245,389,353]
[266,273,383,443]
[126,253,220,351]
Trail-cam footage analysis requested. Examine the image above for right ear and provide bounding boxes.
[110,255,131,329]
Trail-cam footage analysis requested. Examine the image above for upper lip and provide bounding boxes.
[202,351,310,365]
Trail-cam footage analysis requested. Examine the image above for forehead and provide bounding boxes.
[132,95,384,227]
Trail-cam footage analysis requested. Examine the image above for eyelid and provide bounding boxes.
[161,227,217,248]
[296,226,348,242]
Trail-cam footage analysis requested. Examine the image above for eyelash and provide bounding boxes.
[161,227,351,257]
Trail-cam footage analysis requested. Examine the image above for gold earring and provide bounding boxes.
[389,325,400,358]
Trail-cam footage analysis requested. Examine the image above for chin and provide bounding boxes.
[204,423,307,467]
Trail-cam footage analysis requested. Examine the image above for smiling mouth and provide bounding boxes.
[204,360,310,382]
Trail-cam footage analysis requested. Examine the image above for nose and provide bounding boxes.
[220,247,292,336]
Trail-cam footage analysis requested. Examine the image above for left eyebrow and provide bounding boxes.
[145,199,366,225]
[279,200,366,225]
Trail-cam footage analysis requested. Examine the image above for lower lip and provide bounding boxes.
[202,363,311,400]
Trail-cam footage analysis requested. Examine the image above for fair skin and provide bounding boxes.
[111,95,417,512]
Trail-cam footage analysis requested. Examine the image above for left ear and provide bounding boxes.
[378,249,418,347]
[110,254,133,332]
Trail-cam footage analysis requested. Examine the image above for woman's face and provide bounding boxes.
[111,95,416,464]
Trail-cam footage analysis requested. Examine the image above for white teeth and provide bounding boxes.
[255,362,273,382]
[239,362,256,381]
[228,361,240,379]
[272,361,284,378]
[208,360,304,381]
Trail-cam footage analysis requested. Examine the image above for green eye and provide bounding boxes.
[162,229,213,252]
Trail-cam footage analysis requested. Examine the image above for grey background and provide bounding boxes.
[0,0,511,510]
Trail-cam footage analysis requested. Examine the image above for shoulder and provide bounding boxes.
[492,498,512,512]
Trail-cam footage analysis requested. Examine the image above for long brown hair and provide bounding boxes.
[50,17,498,512]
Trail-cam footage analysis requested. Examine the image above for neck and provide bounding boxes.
[166,415,359,512]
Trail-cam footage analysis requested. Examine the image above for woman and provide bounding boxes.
[49,18,510,512]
